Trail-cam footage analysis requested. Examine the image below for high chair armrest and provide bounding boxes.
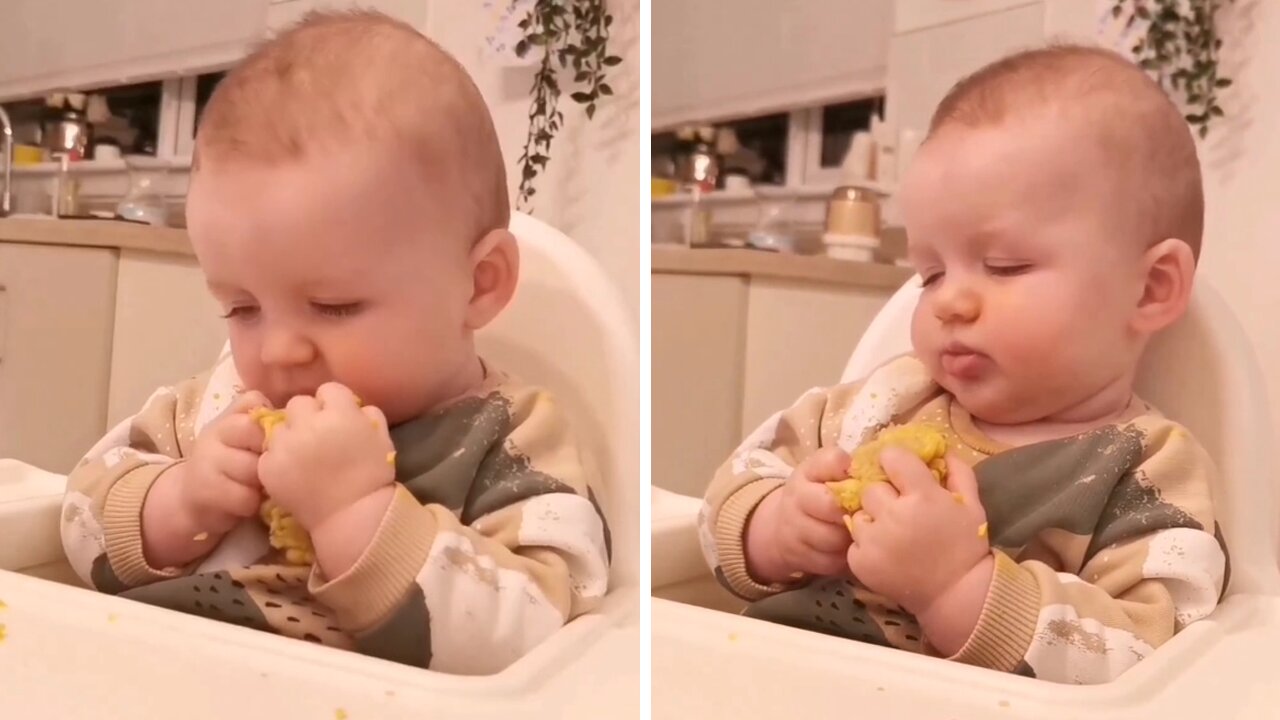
[0,459,67,572]
[652,487,710,589]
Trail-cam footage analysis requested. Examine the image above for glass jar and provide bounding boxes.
[116,155,170,226]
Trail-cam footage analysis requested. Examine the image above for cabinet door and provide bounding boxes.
[653,0,892,128]
[267,0,429,33]
[107,250,226,428]
[0,0,267,100]
[0,243,117,474]
[886,3,1044,135]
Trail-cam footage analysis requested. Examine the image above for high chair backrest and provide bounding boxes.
[841,278,1279,597]
[477,211,638,593]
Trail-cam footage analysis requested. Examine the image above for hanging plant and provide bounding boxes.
[513,0,623,211]
[1111,0,1234,138]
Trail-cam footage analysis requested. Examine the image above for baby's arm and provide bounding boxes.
[945,426,1226,684]
[700,386,843,598]
[61,379,203,591]
[303,389,611,675]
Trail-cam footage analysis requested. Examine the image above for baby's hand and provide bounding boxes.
[845,449,990,617]
[257,382,395,532]
[142,391,272,566]
[744,448,854,584]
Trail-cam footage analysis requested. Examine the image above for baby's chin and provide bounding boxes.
[944,382,1049,427]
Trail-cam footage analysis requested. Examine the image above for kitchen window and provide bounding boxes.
[652,93,886,191]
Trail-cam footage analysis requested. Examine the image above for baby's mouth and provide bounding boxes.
[940,343,990,379]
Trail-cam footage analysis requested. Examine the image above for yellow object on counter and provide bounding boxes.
[12,144,44,166]
[826,423,951,521]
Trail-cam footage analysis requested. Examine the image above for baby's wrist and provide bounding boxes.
[744,491,789,584]
[910,552,995,627]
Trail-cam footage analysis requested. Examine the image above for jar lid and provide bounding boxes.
[830,186,878,202]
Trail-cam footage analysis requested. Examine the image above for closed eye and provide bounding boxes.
[312,302,364,318]
[220,305,259,320]
[920,271,944,287]
[986,263,1032,277]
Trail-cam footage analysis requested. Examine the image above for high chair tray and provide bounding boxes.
[0,569,638,718]
[653,594,1280,718]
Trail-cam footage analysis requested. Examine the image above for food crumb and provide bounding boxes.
[335,709,349,720]
[978,523,989,538]
[107,613,118,624]
[0,599,7,611]
[193,532,209,542]
[876,686,885,692]
[952,492,965,504]
[386,451,396,465]
[384,690,396,698]
[728,632,738,642]
[0,623,6,643]
[998,700,1010,708]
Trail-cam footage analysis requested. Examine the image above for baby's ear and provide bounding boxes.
[464,228,520,331]
[1133,238,1196,335]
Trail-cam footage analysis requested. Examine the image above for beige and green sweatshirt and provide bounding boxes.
[61,351,611,675]
[700,355,1227,685]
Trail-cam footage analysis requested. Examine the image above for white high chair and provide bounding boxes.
[0,211,639,719]
[653,277,1280,718]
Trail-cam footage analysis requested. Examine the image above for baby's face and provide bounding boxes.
[186,148,479,424]
[900,119,1149,425]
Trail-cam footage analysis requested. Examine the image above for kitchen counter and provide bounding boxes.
[652,246,913,289]
[0,218,193,256]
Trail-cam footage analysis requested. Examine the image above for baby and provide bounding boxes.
[700,45,1226,685]
[59,11,610,675]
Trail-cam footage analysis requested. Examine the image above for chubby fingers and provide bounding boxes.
[879,446,939,495]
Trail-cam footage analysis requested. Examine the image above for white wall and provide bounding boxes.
[1198,0,1280,437]
[423,0,640,326]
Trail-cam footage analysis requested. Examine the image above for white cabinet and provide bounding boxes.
[267,0,429,33]
[0,243,117,474]
[0,0,432,101]
[652,0,893,128]
[106,251,225,428]
[0,0,268,100]
[885,3,1045,136]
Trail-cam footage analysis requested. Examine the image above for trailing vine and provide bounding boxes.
[1112,0,1234,137]
[514,0,623,210]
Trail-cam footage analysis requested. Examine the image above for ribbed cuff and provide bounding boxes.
[308,485,435,632]
[714,478,794,601]
[949,551,1041,672]
[102,462,189,585]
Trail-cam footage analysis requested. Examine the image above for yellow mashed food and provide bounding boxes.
[826,423,951,516]
[249,407,313,566]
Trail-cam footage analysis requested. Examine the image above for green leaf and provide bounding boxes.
[1113,4,1123,17]
[1216,77,1233,88]
[586,103,596,120]
[1199,124,1209,139]
[604,55,623,66]
[515,40,530,58]
[575,70,590,82]
[599,83,614,96]
[1211,105,1225,117]
[1136,6,1151,20]
[571,91,594,103]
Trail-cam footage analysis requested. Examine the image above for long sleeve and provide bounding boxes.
[306,383,612,675]
[950,422,1228,684]
[60,377,208,592]
[698,355,939,601]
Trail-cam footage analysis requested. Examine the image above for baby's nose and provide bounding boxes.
[933,286,981,323]
[260,326,317,367]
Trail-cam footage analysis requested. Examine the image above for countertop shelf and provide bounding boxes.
[652,245,913,290]
[0,217,193,256]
